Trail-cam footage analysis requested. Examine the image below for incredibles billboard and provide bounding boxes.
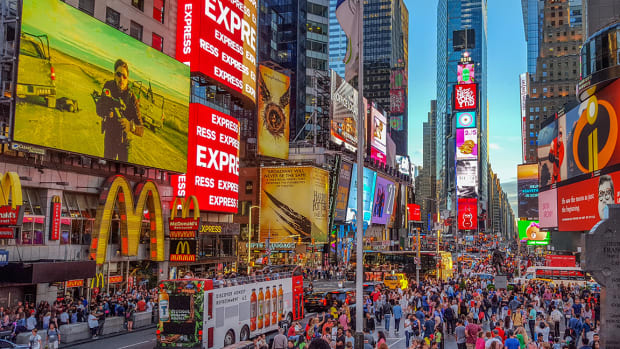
[370,105,387,165]
[14,0,190,173]
[346,163,377,224]
[257,65,290,159]
[371,176,396,225]
[334,161,352,222]
[259,167,329,243]
[176,0,257,104]
[456,128,478,160]
[518,220,549,245]
[458,198,477,230]
[330,71,367,152]
[518,164,539,219]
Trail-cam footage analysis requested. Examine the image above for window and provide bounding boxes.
[530,116,534,121]
[245,181,253,194]
[153,0,165,23]
[130,21,143,41]
[530,124,534,129]
[132,0,144,11]
[78,0,95,15]
[106,7,121,29]
[152,33,164,51]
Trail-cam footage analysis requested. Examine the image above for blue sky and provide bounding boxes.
[406,0,526,210]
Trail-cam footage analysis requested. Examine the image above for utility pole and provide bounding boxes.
[416,227,421,285]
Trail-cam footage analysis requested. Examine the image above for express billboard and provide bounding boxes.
[456,128,478,160]
[454,83,477,110]
[334,161,352,222]
[183,104,239,213]
[330,71,367,152]
[176,0,257,104]
[518,220,549,245]
[257,65,290,159]
[539,188,558,228]
[458,198,477,230]
[259,167,329,243]
[14,0,189,173]
[346,164,377,224]
[457,63,475,84]
[456,160,478,198]
[370,105,387,165]
[517,164,539,219]
[371,176,396,225]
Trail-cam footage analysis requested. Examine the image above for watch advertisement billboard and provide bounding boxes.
[371,176,396,225]
[456,112,476,128]
[346,163,377,224]
[537,118,561,188]
[458,198,477,230]
[330,71,367,152]
[457,63,475,84]
[14,0,190,173]
[539,188,558,228]
[334,161,352,222]
[518,220,549,245]
[176,0,257,104]
[453,84,477,110]
[257,65,290,159]
[259,167,329,243]
[370,105,387,165]
[456,128,478,160]
[517,164,539,219]
[185,104,240,213]
[456,160,478,198]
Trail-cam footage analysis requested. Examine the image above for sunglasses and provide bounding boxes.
[116,71,128,79]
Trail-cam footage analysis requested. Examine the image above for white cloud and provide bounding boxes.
[489,143,502,150]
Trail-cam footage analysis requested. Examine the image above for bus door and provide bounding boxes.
[204,287,215,348]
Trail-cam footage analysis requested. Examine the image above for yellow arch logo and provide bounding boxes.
[170,195,200,220]
[0,172,22,207]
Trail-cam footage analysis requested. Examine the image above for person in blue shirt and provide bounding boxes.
[423,314,435,339]
[393,301,402,334]
[569,313,583,343]
[504,330,520,349]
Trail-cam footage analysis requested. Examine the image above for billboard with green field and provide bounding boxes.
[13,0,189,172]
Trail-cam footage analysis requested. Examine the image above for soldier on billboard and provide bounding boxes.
[95,59,143,161]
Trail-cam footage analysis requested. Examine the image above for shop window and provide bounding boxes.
[245,181,253,194]
[19,219,44,245]
[78,0,95,15]
[61,193,98,245]
[22,188,44,216]
[153,0,165,23]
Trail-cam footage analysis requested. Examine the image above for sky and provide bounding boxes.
[406,0,526,212]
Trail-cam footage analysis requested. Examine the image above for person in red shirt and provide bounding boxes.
[494,320,506,341]
[549,128,564,183]
[137,299,146,312]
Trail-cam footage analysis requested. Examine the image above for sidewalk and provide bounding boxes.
[60,324,156,348]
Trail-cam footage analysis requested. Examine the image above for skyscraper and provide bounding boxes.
[416,100,437,232]
[328,0,346,78]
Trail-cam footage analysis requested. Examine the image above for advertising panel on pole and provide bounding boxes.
[371,176,396,225]
[518,220,549,245]
[330,71,367,152]
[456,160,478,198]
[456,112,476,128]
[176,0,257,104]
[184,104,240,213]
[14,0,190,173]
[458,198,477,230]
[456,128,478,160]
[453,83,477,110]
[407,203,421,222]
[370,105,387,165]
[259,167,329,243]
[457,63,475,84]
[334,161,352,222]
[346,163,377,225]
[517,164,539,219]
[257,65,290,159]
[539,188,558,228]
[537,118,560,188]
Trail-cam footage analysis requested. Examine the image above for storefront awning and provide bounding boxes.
[0,261,96,284]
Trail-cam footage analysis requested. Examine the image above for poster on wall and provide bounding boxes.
[346,163,377,224]
[257,65,290,159]
[456,128,478,160]
[370,105,387,165]
[259,167,329,243]
[456,160,478,198]
[539,188,558,228]
[517,164,539,219]
[458,198,478,230]
[371,176,396,225]
[334,161,352,221]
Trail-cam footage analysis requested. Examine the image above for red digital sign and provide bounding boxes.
[183,104,240,213]
[176,0,257,104]
[454,84,477,111]
[50,202,61,240]
[407,204,421,221]
[545,255,576,267]
[458,198,478,230]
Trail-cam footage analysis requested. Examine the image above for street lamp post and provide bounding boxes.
[247,205,260,275]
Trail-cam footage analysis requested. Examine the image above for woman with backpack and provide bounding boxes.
[46,322,60,349]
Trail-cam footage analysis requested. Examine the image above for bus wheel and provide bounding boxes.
[240,325,250,341]
[224,330,235,346]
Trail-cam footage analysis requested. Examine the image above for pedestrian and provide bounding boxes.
[465,315,481,349]
[88,310,99,339]
[393,300,403,334]
[28,328,42,349]
[273,328,288,349]
[456,319,467,349]
[46,322,60,349]
[127,304,136,332]
[383,300,392,332]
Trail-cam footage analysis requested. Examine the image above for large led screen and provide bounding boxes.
[257,65,290,159]
[456,160,478,198]
[370,105,387,165]
[458,198,477,230]
[537,118,561,187]
[176,0,257,104]
[334,161,352,222]
[518,220,549,245]
[456,128,478,160]
[346,163,376,224]
[539,188,558,228]
[518,164,539,219]
[14,0,190,172]
[259,167,329,243]
[371,175,396,225]
[454,84,477,110]
[330,71,367,152]
[457,63,475,84]
[456,112,476,128]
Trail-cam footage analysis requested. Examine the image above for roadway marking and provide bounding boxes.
[118,339,156,349]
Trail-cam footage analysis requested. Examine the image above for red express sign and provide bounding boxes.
[177,0,258,104]
[454,84,477,110]
[185,104,240,213]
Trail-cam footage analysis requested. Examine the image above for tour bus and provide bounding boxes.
[517,266,590,287]
[156,267,304,348]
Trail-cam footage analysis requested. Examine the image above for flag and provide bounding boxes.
[336,0,360,82]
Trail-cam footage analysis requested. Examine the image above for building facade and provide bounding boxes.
[416,100,437,233]
[584,0,619,38]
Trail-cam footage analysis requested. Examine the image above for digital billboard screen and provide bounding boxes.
[176,0,257,104]
[518,220,549,245]
[454,83,477,110]
[334,161,352,222]
[257,65,290,159]
[537,118,560,188]
[456,128,478,160]
[539,188,558,228]
[370,105,387,165]
[518,164,539,219]
[371,175,395,225]
[458,198,477,230]
[259,167,329,243]
[456,160,478,198]
[457,63,475,84]
[346,163,377,224]
[389,89,405,114]
[14,0,190,173]
[330,71,367,152]
[407,204,421,222]
[395,155,410,176]
[456,112,476,128]
[390,69,407,90]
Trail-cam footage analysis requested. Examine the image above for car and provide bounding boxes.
[363,281,384,295]
[16,32,56,108]
[304,291,330,313]
[384,273,408,290]
[304,288,356,313]
[0,339,29,348]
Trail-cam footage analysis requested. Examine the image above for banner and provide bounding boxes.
[371,176,395,225]
[257,65,290,159]
[259,167,329,243]
[15,0,189,172]
[517,164,539,219]
[454,84,477,110]
[539,188,558,228]
[370,105,387,165]
[456,160,478,198]
[334,161,352,221]
[346,163,377,224]
[518,220,549,245]
[456,128,478,160]
[458,198,477,230]
[390,70,407,90]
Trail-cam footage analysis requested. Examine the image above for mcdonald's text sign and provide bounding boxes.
[108,275,123,284]
[169,240,197,262]
[66,279,84,288]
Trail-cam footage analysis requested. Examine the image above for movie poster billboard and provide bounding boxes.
[14,0,190,173]
[518,164,539,219]
[518,220,549,245]
[539,188,558,228]
[371,176,396,225]
[456,160,478,198]
[537,119,559,188]
[370,105,387,165]
[346,164,377,224]
[456,128,478,160]
[458,198,477,230]
[259,167,329,243]
[257,65,290,159]
[334,161,353,221]
[330,70,367,152]
[396,155,411,176]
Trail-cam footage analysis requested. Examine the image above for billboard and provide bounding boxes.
[539,188,558,228]
[537,118,560,187]
[407,203,421,221]
[396,155,410,176]
[518,220,549,245]
[257,65,290,159]
[520,73,528,163]
[346,163,377,224]
[176,0,257,104]
[184,104,240,213]
[517,164,539,219]
[458,198,478,230]
[330,71,367,152]
[456,160,478,198]
[389,89,405,114]
[456,128,478,160]
[390,115,404,131]
[14,0,190,173]
[371,176,396,225]
[370,105,387,165]
[259,167,329,243]
[457,63,475,84]
[390,69,407,90]
[454,84,477,110]
[334,161,352,221]
[456,112,476,128]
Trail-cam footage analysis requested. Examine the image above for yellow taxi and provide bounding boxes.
[383,273,408,290]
